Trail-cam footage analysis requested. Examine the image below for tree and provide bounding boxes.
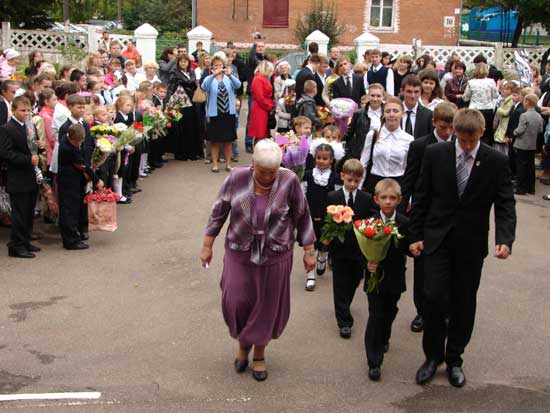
[0,0,54,29]
[464,0,550,47]
[294,0,346,49]
[122,0,191,34]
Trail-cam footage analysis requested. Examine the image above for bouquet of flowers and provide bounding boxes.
[91,136,115,169]
[84,188,120,232]
[24,116,43,185]
[143,106,169,140]
[330,98,358,136]
[114,121,147,148]
[353,218,404,293]
[274,131,310,179]
[320,205,355,243]
[317,106,333,124]
[90,124,120,139]
[309,137,346,161]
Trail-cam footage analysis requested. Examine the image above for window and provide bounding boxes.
[263,0,289,28]
[370,0,394,28]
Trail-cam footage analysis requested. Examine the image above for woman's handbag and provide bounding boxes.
[192,87,207,104]
[268,109,277,130]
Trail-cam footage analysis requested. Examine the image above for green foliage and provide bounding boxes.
[122,0,192,34]
[58,41,87,64]
[294,0,346,49]
[0,0,54,29]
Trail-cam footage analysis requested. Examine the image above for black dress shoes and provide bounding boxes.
[8,249,35,258]
[410,314,424,332]
[234,358,248,373]
[416,360,442,385]
[64,242,89,250]
[447,366,466,387]
[368,367,381,381]
[252,358,268,381]
[27,244,41,252]
[339,326,352,339]
[80,232,89,241]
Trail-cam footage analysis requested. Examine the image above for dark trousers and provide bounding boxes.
[8,191,37,251]
[508,140,517,177]
[332,258,364,328]
[245,95,253,146]
[58,188,87,247]
[423,234,484,367]
[480,109,495,146]
[515,149,536,193]
[412,255,425,316]
[364,293,400,368]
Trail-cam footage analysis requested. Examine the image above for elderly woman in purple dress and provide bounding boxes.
[200,139,316,382]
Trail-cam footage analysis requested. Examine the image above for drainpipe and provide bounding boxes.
[192,0,197,28]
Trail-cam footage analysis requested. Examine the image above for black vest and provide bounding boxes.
[367,66,389,90]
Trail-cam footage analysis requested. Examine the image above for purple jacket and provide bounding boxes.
[205,166,316,264]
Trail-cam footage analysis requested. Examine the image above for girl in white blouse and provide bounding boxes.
[360,96,414,193]
[418,69,445,111]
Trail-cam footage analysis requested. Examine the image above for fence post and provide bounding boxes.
[306,30,330,55]
[187,25,213,55]
[354,32,380,63]
[494,42,503,69]
[134,23,158,63]
[87,26,98,52]
[1,22,11,51]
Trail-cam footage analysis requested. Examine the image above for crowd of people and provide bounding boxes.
[1,30,545,386]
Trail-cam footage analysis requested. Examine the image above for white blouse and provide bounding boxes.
[463,78,499,110]
[360,126,414,177]
[367,107,382,131]
[419,97,445,112]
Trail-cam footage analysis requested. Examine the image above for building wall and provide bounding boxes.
[196,0,461,47]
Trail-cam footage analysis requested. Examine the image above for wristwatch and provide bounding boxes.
[305,249,316,256]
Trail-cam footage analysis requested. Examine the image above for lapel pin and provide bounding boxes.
[475,161,481,167]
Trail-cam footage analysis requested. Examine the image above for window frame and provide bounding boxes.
[367,0,397,32]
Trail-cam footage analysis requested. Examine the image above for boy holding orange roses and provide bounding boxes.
[325,159,374,339]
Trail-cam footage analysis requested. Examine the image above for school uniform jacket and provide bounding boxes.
[331,74,367,106]
[0,98,9,126]
[411,104,434,139]
[364,212,410,295]
[58,119,95,166]
[295,66,316,100]
[410,141,516,259]
[327,188,374,261]
[0,119,38,193]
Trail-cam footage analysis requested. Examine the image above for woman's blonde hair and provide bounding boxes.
[255,60,275,77]
[142,60,159,71]
[85,51,100,69]
[211,55,226,67]
[472,62,489,79]
[199,53,210,70]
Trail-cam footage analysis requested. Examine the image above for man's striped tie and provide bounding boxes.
[456,151,471,197]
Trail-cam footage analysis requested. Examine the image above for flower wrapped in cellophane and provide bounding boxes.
[114,121,147,148]
[274,131,310,179]
[143,106,169,140]
[317,105,333,124]
[84,188,121,232]
[330,98,358,136]
[320,204,355,243]
[353,217,404,293]
[91,136,115,169]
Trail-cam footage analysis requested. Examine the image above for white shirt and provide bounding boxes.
[455,139,480,177]
[11,117,24,127]
[343,187,358,205]
[419,97,444,112]
[380,210,397,223]
[364,64,395,96]
[49,102,72,174]
[433,129,450,143]
[125,72,141,93]
[401,103,418,132]
[367,106,382,131]
[361,126,414,177]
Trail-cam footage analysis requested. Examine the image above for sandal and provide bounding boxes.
[234,346,251,373]
[226,166,234,172]
[211,167,220,173]
[305,277,316,292]
[252,358,268,382]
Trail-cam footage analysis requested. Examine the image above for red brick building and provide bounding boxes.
[196,0,462,47]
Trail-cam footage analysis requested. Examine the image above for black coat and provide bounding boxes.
[314,73,326,106]
[58,119,95,167]
[168,68,196,100]
[364,212,410,295]
[327,189,375,261]
[0,119,37,193]
[331,74,366,106]
[505,103,525,139]
[344,104,379,160]
[246,45,265,94]
[410,141,516,258]
[410,104,434,139]
[0,99,8,126]
[295,67,316,101]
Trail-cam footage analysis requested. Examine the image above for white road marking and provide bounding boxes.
[0,392,101,402]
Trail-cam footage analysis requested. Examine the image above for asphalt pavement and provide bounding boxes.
[1,118,550,412]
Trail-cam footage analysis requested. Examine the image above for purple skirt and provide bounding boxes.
[220,248,293,347]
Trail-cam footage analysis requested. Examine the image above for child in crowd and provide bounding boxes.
[114,95,140,202]
[124,59,140,93]
[82,105,94,127]
[321,125,346,182]
[366,83,385,131]
[93,106,117,190]
[296,80,323,131]
[37,88,57,167]
[276,80,296,133]
[104,58,122,86]
[58,123,103,250]
[326,159,374,339]
[58,94,94,168]
[513,93,544,195]
[293,116,314,169]
[109,71,127,102]
[302,143,338,291]
[493,82,517,155]
[360,95,368,109]
[105,104,116,124]
[152,82,167,109]
[364,178,410,381]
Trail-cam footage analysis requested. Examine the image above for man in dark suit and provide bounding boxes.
[409,109,516,388]
[314,55,330,106]
[326,159,374,339]
[0,80,19,126]
[295,54,320,101]
[400,102,458,333]
[331,56,366,106]
[0,96,40,258]
[400,75,433,139]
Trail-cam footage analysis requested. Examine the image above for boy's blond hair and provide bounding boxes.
[368,83,385,93]
[303,79,317,95]
[453,108,485,135]
[433,102,458,123]
[293,116,312,130]
[342,158,364,177]
[523,93,539,108]
[322,124,341,140]
[374,178,402,196]
[353,63,367,74]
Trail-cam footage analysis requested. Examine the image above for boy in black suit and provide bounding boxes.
[410,109,516,388]
[400,102,458,332]
[400,75,433,139]
[505,87,525,178]
[0,96,41,258]
[364,179,410,381]
[295,54,320,101]
[58,124,103,250]
[331,56,366,106]
[326,159,374,339]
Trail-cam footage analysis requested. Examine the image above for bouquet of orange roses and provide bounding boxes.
[353,217,403,293]
[320,205,355,243]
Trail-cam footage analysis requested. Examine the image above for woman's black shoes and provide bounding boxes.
[234,358,248,373]
[368,367,381,381]
[252,358,268,381]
